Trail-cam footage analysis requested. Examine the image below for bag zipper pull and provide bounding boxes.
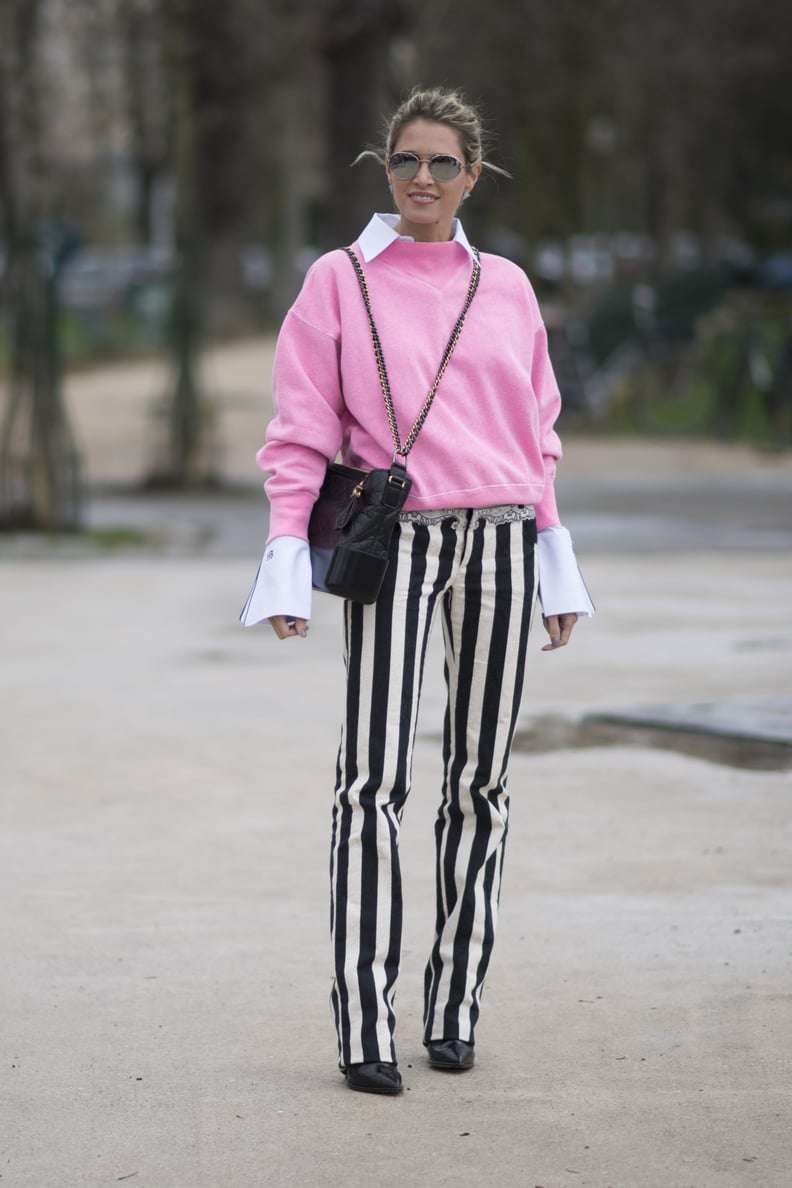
[336,478,366,529]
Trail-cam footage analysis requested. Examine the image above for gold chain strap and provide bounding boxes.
[344,246,481,459]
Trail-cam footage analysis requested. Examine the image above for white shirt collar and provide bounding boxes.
[356,212,476,263]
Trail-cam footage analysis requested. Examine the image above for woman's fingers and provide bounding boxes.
[541,613,578,651]
[269,615,310,640]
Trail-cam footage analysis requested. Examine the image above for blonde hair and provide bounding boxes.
[355,86,511,178]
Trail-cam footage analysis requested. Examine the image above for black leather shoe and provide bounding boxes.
[344,1061,403,1095]
[426,1038,475,1071]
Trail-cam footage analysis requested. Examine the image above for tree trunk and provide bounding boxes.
[0,0,83,531]
[119,0,164,246]
[146,0,216,488]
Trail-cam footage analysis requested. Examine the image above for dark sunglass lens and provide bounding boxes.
[430,156,462,180]
[389,153,419,179]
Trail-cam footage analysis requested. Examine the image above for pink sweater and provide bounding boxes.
[259,236,563,539]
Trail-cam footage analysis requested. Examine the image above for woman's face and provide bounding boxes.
[386,118,482,243]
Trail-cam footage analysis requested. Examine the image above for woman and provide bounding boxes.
[242,86,594,1095]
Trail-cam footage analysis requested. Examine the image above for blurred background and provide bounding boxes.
[0,0,790,531]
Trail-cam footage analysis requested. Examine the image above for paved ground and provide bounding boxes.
[1,342,791,1187]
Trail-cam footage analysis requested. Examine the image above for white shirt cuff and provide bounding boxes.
[537,525,595,618]
[239,536,313,626]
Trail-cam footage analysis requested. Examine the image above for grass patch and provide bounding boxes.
[81,525,153,550]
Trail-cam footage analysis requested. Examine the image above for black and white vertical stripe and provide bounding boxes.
[330,508,537,1068]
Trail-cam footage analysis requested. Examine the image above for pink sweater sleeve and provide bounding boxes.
[528,303,563,531]
[258,304,345,541]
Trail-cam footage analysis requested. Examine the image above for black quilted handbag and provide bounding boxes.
[309,460,412,603]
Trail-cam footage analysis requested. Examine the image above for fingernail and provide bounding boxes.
[299,627,308,638]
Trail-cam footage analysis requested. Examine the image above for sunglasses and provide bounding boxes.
[387,152,466,182]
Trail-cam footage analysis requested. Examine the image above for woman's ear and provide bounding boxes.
[467,162,483,194]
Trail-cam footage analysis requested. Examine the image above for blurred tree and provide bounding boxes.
[411,0,792,264]
[119,0,168,245]
[129,0,316,480]
[318,0,415,248]
[0,0,84,530]
[144,0,216,487]
[725,0,792,250]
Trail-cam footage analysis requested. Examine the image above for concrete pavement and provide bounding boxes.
[1,343,791,1187]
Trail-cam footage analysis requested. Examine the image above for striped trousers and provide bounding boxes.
[329,505,537,1068]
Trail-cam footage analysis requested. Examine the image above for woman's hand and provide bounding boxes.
[541,613,578,651]
[269,615,310,640]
